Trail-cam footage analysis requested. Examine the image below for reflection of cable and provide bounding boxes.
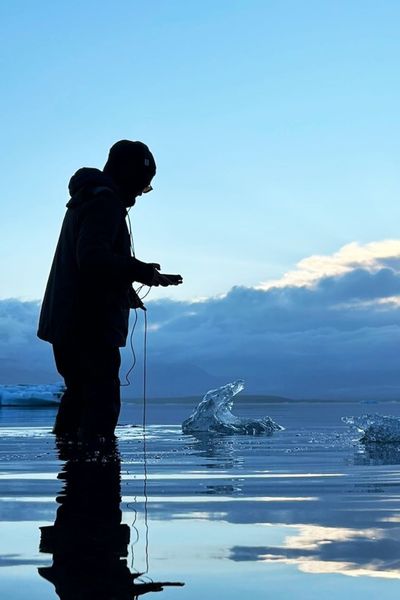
[128,494,139,570]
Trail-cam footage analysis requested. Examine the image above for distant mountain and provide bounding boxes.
[121,362,226,398]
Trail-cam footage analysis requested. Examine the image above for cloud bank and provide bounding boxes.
[2,240,400,399]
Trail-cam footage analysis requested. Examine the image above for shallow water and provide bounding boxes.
[1,400,400,599]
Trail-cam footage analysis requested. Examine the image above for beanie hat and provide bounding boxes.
[103,140,156,186]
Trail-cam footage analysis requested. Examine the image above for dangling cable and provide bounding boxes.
[132,306,152,583]
[142,308,150,575]
[126,209,136,257]
[143,310,148,431]
[125,209,151,578]
[121,286,146,387]
[121,309,138,387]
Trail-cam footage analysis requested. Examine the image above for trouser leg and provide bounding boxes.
[78,344,121,437]
[52,341,121,437]
[52,343,84,435]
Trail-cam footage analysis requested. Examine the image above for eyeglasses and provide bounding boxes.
[142,185,153,194]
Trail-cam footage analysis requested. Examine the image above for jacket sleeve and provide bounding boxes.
[75,192,155,286]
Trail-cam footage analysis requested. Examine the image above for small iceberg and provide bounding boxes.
[182,380,284,435]
[343,414,400,443]
[0,384,64,407]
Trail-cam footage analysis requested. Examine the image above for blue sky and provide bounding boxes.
[1,1,400,301]
[1,2,400,396]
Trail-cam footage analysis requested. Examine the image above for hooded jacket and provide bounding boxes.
[37,168,154,347]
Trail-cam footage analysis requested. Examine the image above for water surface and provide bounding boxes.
[1,400,400,599]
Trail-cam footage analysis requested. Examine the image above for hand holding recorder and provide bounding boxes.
[150,264,183,287]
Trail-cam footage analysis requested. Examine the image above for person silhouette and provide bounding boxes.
[37,140,183,439]
[38,438,184,599]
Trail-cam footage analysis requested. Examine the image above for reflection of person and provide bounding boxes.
[39,439,184,599]
[37,140,183,438]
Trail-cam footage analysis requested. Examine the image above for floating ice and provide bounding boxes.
[342,414,400,443]
[182,380,283,435]
[0,384,64,407]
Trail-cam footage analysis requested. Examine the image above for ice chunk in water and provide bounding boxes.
[0,384,64,406]
[342,414,400,443]
[182,380,283,435]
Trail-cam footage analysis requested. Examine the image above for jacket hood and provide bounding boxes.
[67,168,119,208]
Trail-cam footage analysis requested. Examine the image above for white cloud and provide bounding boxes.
[258,239,400,290]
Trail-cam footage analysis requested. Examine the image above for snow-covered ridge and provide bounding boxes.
[0,384,64,406]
